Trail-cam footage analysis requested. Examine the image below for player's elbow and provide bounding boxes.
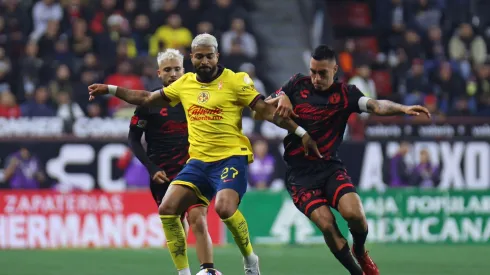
[255,110,274,122]
[251,110,265,120]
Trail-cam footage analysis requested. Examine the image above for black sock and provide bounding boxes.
[332,243,363,275]
[350,228,368,256]
[200,263,214,270]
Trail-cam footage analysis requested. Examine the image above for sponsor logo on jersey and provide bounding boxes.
[188,105,223,121]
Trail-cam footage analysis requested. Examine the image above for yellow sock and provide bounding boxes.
[160,215,189,271]
[222,210,254,257]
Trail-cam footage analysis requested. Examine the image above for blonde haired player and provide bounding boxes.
[89,34,321,275]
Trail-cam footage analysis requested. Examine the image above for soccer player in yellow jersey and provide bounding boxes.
[88,34,321,275]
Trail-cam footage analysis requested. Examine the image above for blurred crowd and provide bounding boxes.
[0,0,267,121]
[338,0,490,117]
[2,0,488,122]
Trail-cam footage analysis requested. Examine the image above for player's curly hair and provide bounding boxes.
[157,49,184,66]
[191,33,218,52]
[312,45,336,61]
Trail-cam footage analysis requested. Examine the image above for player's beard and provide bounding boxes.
[195,65,217,82]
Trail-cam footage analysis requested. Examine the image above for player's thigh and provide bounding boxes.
[159,184,199,215]
[285,167,329,217]
[337,192,366,224]
[171,159,214,206]
[150,182,169,207]
[325,169,359,212]
[213,156,249,202]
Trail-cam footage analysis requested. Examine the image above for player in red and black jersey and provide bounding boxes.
[263,45,430,275]
[128,49,216,274]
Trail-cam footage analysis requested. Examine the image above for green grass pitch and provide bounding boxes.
[1,244,488,275]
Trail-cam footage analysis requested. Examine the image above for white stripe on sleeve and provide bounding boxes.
[358,96,371,112]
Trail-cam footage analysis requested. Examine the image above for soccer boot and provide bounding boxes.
[352,247,379,275]
[243,254,261,275]
[196,268,222,275]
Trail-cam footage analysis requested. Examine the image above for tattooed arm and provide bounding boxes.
[88,84,169,107]
[365,98,431,118]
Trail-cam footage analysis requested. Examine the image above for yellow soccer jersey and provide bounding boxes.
[160,67,262,163]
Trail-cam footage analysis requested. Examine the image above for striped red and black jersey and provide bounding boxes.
[272,73,365,167]
[130,88,189,179]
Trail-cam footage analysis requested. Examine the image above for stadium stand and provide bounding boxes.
[0,0,268,120]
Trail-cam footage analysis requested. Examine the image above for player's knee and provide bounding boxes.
[311,210,337,236]
[340,206,366,225]
[158,200,179,216]
[214,199,237,219]
[215,190,239,219]
[315,219,337,236]
[188,214,208,235]
[338,193,366,223]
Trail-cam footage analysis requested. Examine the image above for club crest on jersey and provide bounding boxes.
[329,93,341,104]
[300,89,310,99]
[197,91,210,103]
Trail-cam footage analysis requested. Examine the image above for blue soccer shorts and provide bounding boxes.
[171,156,248,205]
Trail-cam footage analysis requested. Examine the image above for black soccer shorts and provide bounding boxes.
[149,181,170,207]
[285,166,357,217]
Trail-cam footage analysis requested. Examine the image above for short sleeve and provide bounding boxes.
[236,72,263,108]
[269,73,303,99]
[161,75,186,106]
[347,84,367,114]
[130,107,150,131]
[161,85,180,107]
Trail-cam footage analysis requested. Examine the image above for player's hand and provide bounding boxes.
[403,105,431,118]
[152,170,170,184]
[274,95,298,119]
[88,84,109,101]
[301,133,323,158]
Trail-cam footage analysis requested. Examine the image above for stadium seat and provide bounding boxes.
[345,3,372,27]
[355,36,379,57]
[327,2,372,28]
[371,70,392,97]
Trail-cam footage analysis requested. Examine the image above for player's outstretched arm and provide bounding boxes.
[252,99,323,158]
[88,84,169,107]
[365,98,431,118]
